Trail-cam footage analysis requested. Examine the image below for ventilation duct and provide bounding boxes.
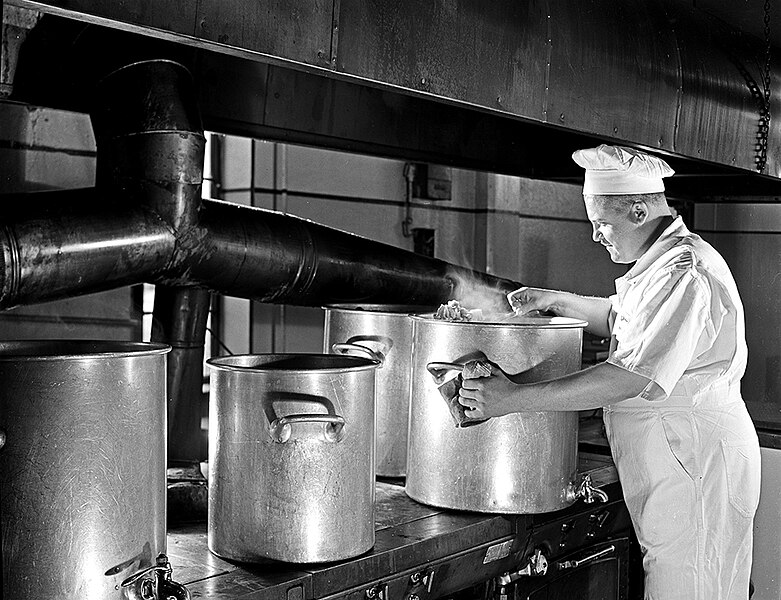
[0,59,519,460]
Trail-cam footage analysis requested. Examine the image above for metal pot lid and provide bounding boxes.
[206,352,380,373]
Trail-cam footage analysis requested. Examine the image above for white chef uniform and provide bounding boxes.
[603,216,761,600]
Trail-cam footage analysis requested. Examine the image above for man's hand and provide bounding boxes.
[506,286,559,315]
[457,368,522,419]
[507,286,613,338]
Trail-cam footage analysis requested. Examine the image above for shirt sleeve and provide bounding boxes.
[606,259,714,396]
[607,294,618,334]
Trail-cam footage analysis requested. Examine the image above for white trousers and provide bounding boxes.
[604,399,760,600]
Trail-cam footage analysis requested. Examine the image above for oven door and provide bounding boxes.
[513,537,640,600]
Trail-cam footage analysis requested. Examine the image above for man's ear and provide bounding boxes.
[631,201,648,224]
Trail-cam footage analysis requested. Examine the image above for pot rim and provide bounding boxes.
[206,352,380,373]
[0,340,172,361]
[323,303,436,315]
[409,314,588,328]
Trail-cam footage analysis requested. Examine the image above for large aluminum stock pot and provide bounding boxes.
[206,354,379,563]
[0,340,181,600]
[323,304,434,477]
[406,315,589,514]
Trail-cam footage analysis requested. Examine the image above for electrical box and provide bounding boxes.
[413,228,435,257]
[411,164,452,201]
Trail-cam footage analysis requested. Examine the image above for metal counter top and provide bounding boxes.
[168,453,619,600]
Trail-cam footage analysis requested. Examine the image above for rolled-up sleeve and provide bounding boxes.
[607,262,714,396]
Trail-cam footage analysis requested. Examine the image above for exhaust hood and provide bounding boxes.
[4,0,781,200]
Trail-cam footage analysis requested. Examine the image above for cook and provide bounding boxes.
[458,144,761,600]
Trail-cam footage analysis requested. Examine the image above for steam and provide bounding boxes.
[447,271,514,319]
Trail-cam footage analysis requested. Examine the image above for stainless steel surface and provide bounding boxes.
[0,340,171,600]
[323,304,434,477]
[206,353,380,563]
[406,315,587,514]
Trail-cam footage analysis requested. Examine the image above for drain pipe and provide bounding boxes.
[151,286,211,463]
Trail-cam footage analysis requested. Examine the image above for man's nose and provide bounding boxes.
[591,224,601,243]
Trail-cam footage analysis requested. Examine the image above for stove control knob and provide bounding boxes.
[496,548,549,585]
[559,520,575,548]
[366,584,388,600]
[586,510,611,538]
[518,549,549,577]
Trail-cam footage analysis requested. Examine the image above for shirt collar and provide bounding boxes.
[623,216,690,280]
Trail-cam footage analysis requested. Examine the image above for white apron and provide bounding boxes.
[603,218,761,599]
[604,382,760,600]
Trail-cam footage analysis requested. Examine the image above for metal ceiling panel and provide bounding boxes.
[336,0,549,123]
[258,63,560,169]
[545,0,679,152]
[670,3,778,176]
[195,50,270,135]
[16,0,198,35]
[197,0,334,67]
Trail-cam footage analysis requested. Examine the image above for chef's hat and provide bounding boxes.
[572,145,675,195]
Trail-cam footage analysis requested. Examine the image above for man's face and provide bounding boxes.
[584,196,646,264]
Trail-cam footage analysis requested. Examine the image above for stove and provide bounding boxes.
[166,452,640,600]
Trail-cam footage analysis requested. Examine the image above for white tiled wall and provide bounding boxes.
[485,174,626,294]
[753,446,781,599]
[0,100,141,341]
[0,102,96,192]
[694,204,781,409]
[216,135,623,354]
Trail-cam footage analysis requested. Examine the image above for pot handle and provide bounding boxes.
[269,414,346,443]
[331,342,385,365]
[426,362,464,384]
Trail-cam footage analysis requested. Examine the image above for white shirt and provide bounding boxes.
[606,217,747,403]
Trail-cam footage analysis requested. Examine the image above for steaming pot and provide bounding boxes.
[323,303,433,477]
[206,353,378,563]
[0,340,177,600]
[405,315,589,514]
